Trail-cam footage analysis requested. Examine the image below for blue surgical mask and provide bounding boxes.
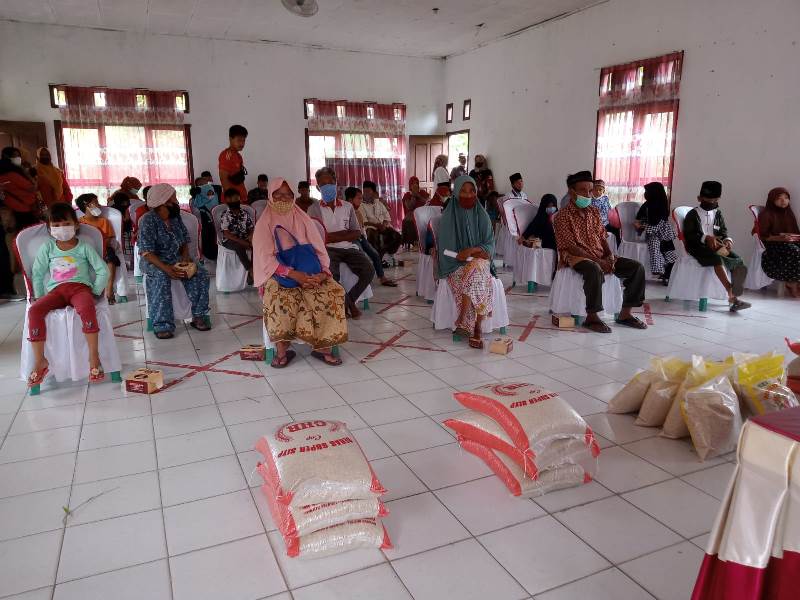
[129,187,140,196]
[320,184,337,203]
[575,195,592,209]
[546,206,557,215]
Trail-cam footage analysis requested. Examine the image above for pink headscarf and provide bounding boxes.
[252,177,330,287]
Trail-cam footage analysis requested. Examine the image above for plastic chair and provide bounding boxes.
[15,224,122,394]
[97,206,130,302]
[744,205,774,291]
[251,199,267,221]
[615,201,652,276]
[511,203,555,292]
[665,206,728,310]
[212,204,255,293]
[498,197,527,267]
[413,206,442,302]
[547,265,623,323]
[311,218,373,310]
[130,201,146,282]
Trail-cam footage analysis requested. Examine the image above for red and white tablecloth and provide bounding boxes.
[692,407,800,599]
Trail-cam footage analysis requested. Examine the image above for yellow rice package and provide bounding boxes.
[737,353,794,415]
[635,357,690,427]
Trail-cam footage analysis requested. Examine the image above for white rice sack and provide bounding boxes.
[285,518,392,559]
[453,383,591,455]
[608,370,653,414]
[444,409,599,477]
[681,375,742,461]
[255,420,385,508]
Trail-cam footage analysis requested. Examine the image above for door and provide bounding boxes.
[408,135,446,195]
[0,121,48,168]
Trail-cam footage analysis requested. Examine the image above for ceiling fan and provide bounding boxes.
[281,0,319,17]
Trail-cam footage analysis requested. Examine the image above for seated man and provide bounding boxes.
[307,168,375,319]
[345,186,397,287]
[683,180,750,311]
[553,170,647,333]
[247,173,269,203]
[359,181,401,263]
[296,180,315,213]
[76,193,121,304]
[219,188,255,285]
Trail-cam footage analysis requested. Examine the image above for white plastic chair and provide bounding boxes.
[495,196,510,259]
[548,266,623,321]
[212,204,255,293]
[15,224,122,394]
[311,218,373,309]
[251,199,267,221]
[615,201,652,277]
[498,197,527,267]
[414,206,442,302]
[97,206,130,302]
[665,206,728,311]
[511,203,556,292]
[745,205,774,291]
[130,201,145,282]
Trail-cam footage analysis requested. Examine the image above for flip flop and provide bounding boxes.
[27,366,49,388]
[89,367,105,383]
[584,320,612,334]
[468,337,484,350]
[310,350,343,366]
[614,316,648,329]
[189,318,210,331]
[155,331,174,339]
[270,350,296,369]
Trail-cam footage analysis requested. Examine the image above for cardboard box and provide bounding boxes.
[175,261,197,278]
[125,368,164,394]
[240,344,266,361]
[489,337,513,355]
[551,314,575,329]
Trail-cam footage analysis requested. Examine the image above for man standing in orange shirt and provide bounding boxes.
[218,124,249,204]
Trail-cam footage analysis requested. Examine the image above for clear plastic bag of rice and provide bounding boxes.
[681,375,742,460]
[255,420,385,508]
[284,518,392,558]
[635,357,690,427]
[608,370,653,414]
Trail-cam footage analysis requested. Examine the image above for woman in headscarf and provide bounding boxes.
[759,187,800,297]
[35,147,72,208]
[253,177,347,368]
[437,175,495,349]
[635,182,677,284]
[400,176,429,249]
[191,182,220,261]
[432,154,450,188]
[521,194,558,250]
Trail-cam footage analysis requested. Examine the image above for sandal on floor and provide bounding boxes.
[155,331,174,339]
[89,367,105,383]
[189,317,210,331]
[270,350,296,369]
[310,350,343,366]
[584,320,612,334]
[468,337,484,350]
[27,366,49,388]
[614,316,648,329]
[381,280,398,287]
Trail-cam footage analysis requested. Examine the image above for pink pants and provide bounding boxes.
[28,282,99,342]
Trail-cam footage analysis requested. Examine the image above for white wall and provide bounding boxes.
[0,21,443,189]
[444,0,800,257]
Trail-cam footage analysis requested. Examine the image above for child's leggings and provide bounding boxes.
[28,282,99,342]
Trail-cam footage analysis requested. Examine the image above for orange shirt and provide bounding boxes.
[79,215,115,253]
[218,148,248,204]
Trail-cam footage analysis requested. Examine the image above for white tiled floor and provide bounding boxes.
[0,256,798,600]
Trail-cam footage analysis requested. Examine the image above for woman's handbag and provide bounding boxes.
[272,225,322,288]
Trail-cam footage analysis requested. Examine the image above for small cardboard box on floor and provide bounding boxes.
[552,314,575,328]
[240,344,266,361]
[125,368,164,394]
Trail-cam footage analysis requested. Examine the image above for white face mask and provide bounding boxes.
[50,225,76,242]
[10,157,22,166]
[88,206,102,217]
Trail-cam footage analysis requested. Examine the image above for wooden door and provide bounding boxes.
[408,135,446,195]
[0,121,48,169]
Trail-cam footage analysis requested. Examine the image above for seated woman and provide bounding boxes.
[400,176,429,250]
[253,177,347,368]
[520,194,558,249]
[191,181,219,261]
[138,183,211,339]
[634,182,678,284]
[436,175,495,349]
[759,186,800,297]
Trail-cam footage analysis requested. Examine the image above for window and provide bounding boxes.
[366,106,375,120]
[135,93,148,110]
[304,99,315,119]
[447,130,469,172]
[93,91,107,108]
[594,51,683,204]
[445,103,453,124]
[336,105,346,118]
[51,85,67,107]
[174,93,187,112]
[463,99,471,121]
[393,107,402,121]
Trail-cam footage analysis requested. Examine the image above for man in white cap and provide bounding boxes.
[138,183,211,338]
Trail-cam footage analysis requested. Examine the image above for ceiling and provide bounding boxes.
[0,0,603,58]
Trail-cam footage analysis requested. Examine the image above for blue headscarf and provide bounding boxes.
[192,183,218,212]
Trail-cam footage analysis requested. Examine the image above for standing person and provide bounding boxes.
[450,153,467,181]
[400,176,429,249]
[190,183,220,261]
[360,180,401,262]
[0,146,40,229]
[554,170,647,333]
[26,203,109,387]
[759,187,800,297]
[76,193,121,304]
[218,124,248,204]
[591,179,619,245]
[307,167,374,319]
[468,154,495,209]
[296,181,314,213]
[432,154,450,189]
[634,182,677,284]
[35,147,72,208]
[248,174,269,203]
[683,181,750,312]
[219,188,255,285]
[109,190,134,270]
[345,186,397,287]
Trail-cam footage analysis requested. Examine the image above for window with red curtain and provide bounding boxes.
[305,99,406,227]
[53,86,192,202]
[594,51,683,204]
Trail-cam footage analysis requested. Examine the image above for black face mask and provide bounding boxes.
[227,202,241,211]
[699,200,718,211]
[167,204,180,219]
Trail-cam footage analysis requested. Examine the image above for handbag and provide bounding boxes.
[272,225,322,288]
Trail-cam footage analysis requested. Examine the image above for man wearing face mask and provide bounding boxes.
[683,181,750,311]
[307,167,375,319]
[138,183,211,338]
[553,171,647,333]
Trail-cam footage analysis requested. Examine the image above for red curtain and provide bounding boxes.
[594,52,683,204]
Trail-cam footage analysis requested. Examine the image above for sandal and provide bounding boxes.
[381,280,398,287]
[468,337,484,350]
[89,366,105,383]
[584,320,612,334]
[155,331,174,339]
[310,350,343,366]
[27,366,49,388]
[189,317,210,331]
[614,316,648,330]
[270,350,296,369]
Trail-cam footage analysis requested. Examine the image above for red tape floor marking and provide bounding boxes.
[148,351,263,392]
[376,295,411,315]
[216,312,263,330]
[351,329,446,362]
[517,315,539,343]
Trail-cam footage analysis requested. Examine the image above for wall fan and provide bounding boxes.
[281,0,319,17]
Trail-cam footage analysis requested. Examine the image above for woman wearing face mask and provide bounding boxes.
[0,146,40,229]
[437,175,496,349]
[35,147,72,208]
[759,187,800,297]
[634,182,677,284]
[253,177,347,368]
[117,176,143,203]
[138,183,211,339]
[521,194,559,250]
[191,182,220,262]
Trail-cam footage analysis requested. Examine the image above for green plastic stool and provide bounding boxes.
[117,296,128,303]
[527,281,537,293]
[135,275,143,284]
[146,318,153,331]
[111,371,122,382]
[572,315,585,327]
[452,332,464,342]
[699,298,708,312]
[265,347,275,364]
[499,326,507,335]
[362,299,369,310]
